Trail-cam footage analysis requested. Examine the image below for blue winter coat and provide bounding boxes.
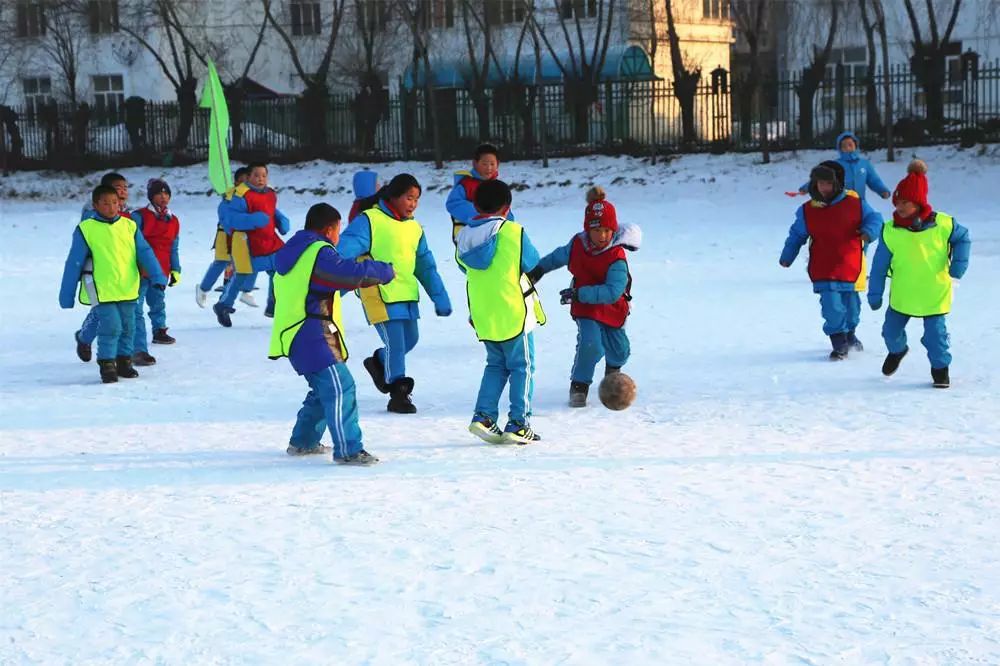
[445,168,516,224]
[780,191,882,293]
[220,185,290,234]
[867,213,971,306]
[456,215,540,274]
[275,230,395,375]
[59,212,167,308]
[336,200,452,320]
[534,225,642,305]
[799,131,891,201]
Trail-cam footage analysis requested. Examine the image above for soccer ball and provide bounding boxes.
[598,372,637,411]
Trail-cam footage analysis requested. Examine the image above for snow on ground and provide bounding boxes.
[1,145,999,664]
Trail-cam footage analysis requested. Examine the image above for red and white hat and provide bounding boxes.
[584,186,618,232]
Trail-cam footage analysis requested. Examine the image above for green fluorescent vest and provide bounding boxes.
[269,240,348,361]
[882,213,954,317]
[77,216,140,305]
[458,221,546,342]
[368,207,421,303]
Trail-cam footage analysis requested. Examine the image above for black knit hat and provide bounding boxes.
[808,161,844,202]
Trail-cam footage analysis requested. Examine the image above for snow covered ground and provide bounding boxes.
[1,145,999,664]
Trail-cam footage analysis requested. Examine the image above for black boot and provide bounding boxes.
[363,351,390,394]
[829,333,849,361]
[152,328,175,345]
[387,377,417,414]
[75,330,92,362]
[98,359,117,383]
[881,347,909,376]
[847,330,863,352]
[116,355,139,379]
[569,381,589,408]
[605,365,621,376]
[931,366,950,388]
[132,351,157,366]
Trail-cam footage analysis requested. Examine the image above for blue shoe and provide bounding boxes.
[469,413,504,444]
[213,302,234,328]
[501,420,541,445]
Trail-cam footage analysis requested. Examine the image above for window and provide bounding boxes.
[16,2,46,38]
[560,0,597,20]
[93,74,124,115]
[88,0,120,34]
[703,0,729,20]
[291,1,321,36]
[419,0,455,29]
[821,47,869,111]
[359,0,390,31]
[487,0,526,25]
[22,77,53,115]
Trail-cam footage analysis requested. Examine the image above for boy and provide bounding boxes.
[456,179,545,445]
[867,159,971,388]
[131,178,181,366]
[781,161,882,360]
[446,143,515,244]
[527,186,641,407]
[270,203,395,465]
[214,162,290,326]
[793,132,892,202]
[60,185,167,383]
[196,166,258,308]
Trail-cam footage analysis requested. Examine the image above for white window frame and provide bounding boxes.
[22,76,53,115]
[92,74,125,116]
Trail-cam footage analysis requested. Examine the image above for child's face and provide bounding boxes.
[390,186,421,219]
[235,171,248,186]
[816,180,836,199]
[474,154,499,180]
[323,220,342,245]
[151,191,170,208]
[895,199,920,218]
[588,226,613,249]
[839,137,857,153]
[94,193,120,219]
[248,167,268,189]
[109,179,128,204]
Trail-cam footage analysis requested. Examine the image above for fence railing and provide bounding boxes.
[2,59,999,170]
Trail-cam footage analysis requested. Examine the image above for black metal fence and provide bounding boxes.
[3,59,999,170]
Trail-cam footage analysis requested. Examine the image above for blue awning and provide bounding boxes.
[402,44,656,90]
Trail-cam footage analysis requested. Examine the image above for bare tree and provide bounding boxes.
[396,0,443,167]
[222,8,270,153]
[731,0,770,162]
[856,0,881,135]
[901,0,963,132]
[627,0,661,161]
[458,0,503,141]
[794,0,840,145]
[663,0,701,146]
[870,0,893,160]
[526,8,549,166]
[264,0,348,151]
[37,0,87,107]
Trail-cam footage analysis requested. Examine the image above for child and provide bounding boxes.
[337,173,452,414]
[269,203,395,465]
[130,178,181,366]
[60,185,167,383]
[446,142,514,244]
[781,162,883,359]
[196,166,258,308]
[794,132,891,202]
[527,186,641,407]
[867,159,971,388]
[348,169,378,223]
[456,179,546,444]
[213,162,290,326]
[74,171,136,362]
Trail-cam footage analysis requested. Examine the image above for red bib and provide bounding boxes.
[803,194,864,283]
[568,235,630,329]
[137,207,179,277]
[243,187,284,257]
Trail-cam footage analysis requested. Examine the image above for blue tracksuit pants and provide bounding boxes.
[199,260,258,293]
[374,319,420,384]
[818,291,861,336]
[882,308,951,369]
[133,278,166,353]
[570,318,631,384]
[93,301,137,361]
[474,331,535,424]
[78,307,99,344]
[290,363,363,459]
[219,254,274,311]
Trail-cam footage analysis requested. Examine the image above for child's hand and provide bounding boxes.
[859,233,871,243]
[154,283,167,292]
[559,288,576,305]
[779,261,791,268]
[868,296,882,311]
[435,306,452,317]
[881,191,891,199]
[169,271,181,286]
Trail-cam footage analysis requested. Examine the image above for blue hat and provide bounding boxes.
[353,170,378,199]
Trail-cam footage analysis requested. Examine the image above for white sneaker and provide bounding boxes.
[239,291,259,308]
[195,284,208,308]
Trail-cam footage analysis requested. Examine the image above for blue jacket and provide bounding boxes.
[276,230,395,375]
[336,200,451,320]
[534,224,642,305]
[59,213,167,308]
[800,131,891,202]
[780,191,882,293]
[456,216,540,274]
[868,213,971,306]
[445,168,516,224]
[220,186,290,234]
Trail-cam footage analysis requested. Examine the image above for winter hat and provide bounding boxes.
[808,161,844,202]
[352,169,378,199]
[584,186,618,233]
[892,159,931,220]
[147,178,171,201]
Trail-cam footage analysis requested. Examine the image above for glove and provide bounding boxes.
[868,297,882,311]
[526,266,545,284]
[169,270,181,287]
[559,288,576,305]
[435,306,452,317]
[154,283,167,292]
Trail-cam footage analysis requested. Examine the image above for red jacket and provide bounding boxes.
[803,193,864,283]
[243,187,284,256]
[568,235,630,328]
[137,207,179,277]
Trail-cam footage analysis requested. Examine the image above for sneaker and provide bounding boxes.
[213,302,234,328]
[239,291,259,308]
[363,352,390,394]
[195,284,208,308]
[286,443,333,456]
[501,421,540,445]
[75,330,92,363]
[132,350,157,366]
[569,381,589,407]
[152,328,175,345]
[98,359,117,384]
[115,355,138,379]
[881,347,909,376]
[931,366,950,389]
[469,413,504,444]
[335,450,380,466]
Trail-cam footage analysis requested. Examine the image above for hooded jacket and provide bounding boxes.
[799,131,891,201]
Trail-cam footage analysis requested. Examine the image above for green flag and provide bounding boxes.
[199,60,232,196]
